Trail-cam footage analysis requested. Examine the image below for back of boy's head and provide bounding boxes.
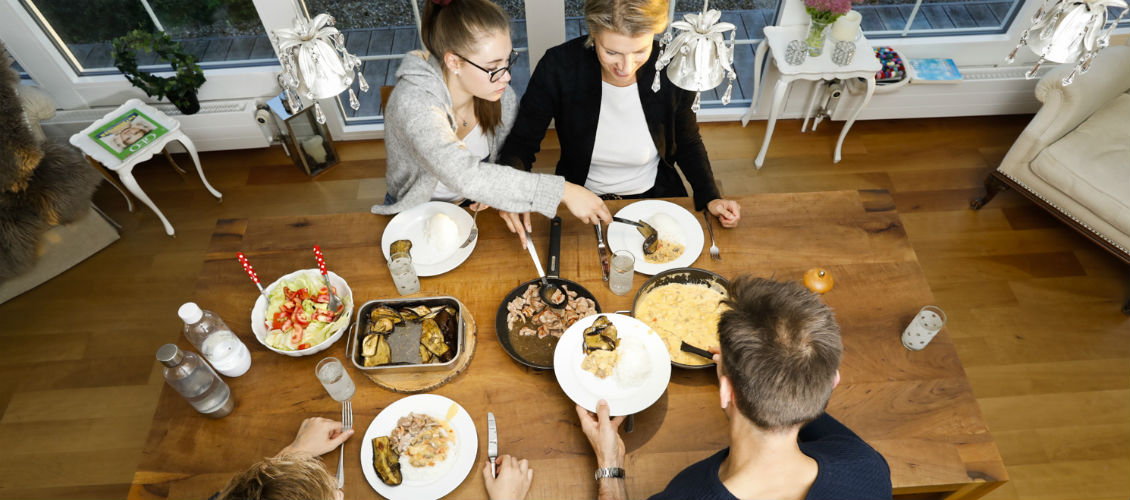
[719,276,842,431]
[217,453,337,500]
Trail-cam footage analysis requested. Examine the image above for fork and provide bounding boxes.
[459,205,481,249]
[703,211,721,261]
[337,399,352,488]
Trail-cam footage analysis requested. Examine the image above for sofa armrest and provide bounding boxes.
[998,44,1130,177]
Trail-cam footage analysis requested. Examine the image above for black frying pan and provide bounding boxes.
[495,217,602,369]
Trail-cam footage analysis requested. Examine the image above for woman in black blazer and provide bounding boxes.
[497,0,741,234]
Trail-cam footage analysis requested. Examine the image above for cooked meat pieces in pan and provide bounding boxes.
[507,284,596,338]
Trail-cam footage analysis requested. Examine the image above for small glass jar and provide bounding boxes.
[785,40,808,66]
[832,40,856,66]
[608,250,634,296]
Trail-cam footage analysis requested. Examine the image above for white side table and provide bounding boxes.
[741,25,881,169]
[70,98,221,236]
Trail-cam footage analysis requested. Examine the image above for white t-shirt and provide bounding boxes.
[432,124,489,202]
[585,82,659,196]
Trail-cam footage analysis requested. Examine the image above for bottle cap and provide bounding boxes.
[178,302,204,324]
[156,344,184,366]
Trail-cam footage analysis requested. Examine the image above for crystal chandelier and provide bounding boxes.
[270,3,368,123]
[1006,0,1127,85]
[653,0,737,112]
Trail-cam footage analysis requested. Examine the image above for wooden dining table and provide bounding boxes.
[128,190,1006,500]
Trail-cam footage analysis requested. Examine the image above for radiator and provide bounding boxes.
[42,98,270,152]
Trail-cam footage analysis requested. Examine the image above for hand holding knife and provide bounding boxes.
[487,412,498,477]
[594,224,610,282]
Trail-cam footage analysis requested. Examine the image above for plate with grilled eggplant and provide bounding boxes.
[552,313,671,417]
[360,394,478,500]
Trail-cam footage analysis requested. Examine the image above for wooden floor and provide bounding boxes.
[0,115,1126,499]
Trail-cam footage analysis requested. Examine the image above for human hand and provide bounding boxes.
[707,199,741,228]
[562,183,612,226]
[499,211,533,249]
[277,417,354,457]
[574,400,625,468]
[469,202,491,212]
[482,455,533,500]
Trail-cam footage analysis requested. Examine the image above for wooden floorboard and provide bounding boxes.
[1,115,1127,500]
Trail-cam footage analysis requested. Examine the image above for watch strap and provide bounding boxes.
[594,467,625,481]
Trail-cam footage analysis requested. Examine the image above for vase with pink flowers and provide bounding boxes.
[803,0,862,56]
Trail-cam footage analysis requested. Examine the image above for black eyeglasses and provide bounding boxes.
[455,51,519,82]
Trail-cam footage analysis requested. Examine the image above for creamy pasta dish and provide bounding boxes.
[634,283,727,366]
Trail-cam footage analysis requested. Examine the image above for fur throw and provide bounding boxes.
[0,41,104,281]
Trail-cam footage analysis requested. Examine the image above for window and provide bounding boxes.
[16,0,274,76]
[303,0,530,125]
[860,0,1023,38]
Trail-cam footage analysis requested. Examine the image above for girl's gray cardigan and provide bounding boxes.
[372,50,564,218]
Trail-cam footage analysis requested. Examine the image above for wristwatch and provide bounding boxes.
[595,467,625,481]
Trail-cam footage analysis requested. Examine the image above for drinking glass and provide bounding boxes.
[609,250,634,296]
[315,357,355,401]
[389,250,420,296]
[901,306,947,351]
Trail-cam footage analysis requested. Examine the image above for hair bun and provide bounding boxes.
[431,0,452,5]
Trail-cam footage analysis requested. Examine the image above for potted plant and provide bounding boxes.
[111,30,206,115]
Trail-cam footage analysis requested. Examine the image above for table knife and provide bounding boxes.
[487,412,498,477]
[594,224,610,282]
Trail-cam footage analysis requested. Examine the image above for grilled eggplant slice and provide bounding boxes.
[369,306,403,325]
[370,316,396,334]
[372,436,402,486]
[390,239,412,256]
[363,334,391,367]
[419,344,434,364]
[583,316,618,354]
[420,318,450,359]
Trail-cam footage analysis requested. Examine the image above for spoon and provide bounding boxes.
[680,341,714,361]
[612,217,659,255]
[524,230,568,308]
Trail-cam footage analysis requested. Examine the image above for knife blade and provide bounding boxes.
[594,224,610,282]
[487,412,498,477]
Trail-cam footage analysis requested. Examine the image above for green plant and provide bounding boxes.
[111,30,206,112]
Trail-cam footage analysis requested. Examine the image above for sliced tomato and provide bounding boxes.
[281,319,293,333]
[314,310,335,323]
[315,294,330,303]
[292,309,311,327]
[296,288,311,301]
[297,343,310,350]
[289,324,305,347]
[281,298,297,313]
[272,311,288,329]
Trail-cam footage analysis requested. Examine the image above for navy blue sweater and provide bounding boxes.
[648,413,892,500]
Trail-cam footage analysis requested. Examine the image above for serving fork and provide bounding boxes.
[702,211,721,261]
[338,399,353,488]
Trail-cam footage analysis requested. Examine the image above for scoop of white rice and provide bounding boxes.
[615,337,652,387]
[648,213,683,244]
[425,212,460,255]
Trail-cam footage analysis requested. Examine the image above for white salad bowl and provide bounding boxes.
[250,269,354,357]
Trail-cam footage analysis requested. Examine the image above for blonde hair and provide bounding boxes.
[583,0,669,47]
[421,0,510,135]
[217,454,337,500]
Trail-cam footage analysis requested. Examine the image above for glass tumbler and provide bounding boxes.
[901,306,947,351]
[389,249,420,295]
[315,357,355,401]
[609,250,634,296]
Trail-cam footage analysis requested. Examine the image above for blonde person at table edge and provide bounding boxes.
[216,416,533,500]
[487,277,893,500]
[373,0,611,247]
[495,0,741,236]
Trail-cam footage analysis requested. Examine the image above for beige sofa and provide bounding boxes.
[972,42,1129,265]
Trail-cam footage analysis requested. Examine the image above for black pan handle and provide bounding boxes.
[548,216,562,277]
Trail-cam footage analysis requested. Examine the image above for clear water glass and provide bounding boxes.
[901,305,947,351]
[316,357,355,401]
[609,250,634,296]
[389,251,420,295]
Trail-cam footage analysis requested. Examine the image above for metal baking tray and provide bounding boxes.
[348,296,464,373]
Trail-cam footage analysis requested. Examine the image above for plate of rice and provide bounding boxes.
[553,313,671,416]
[607,200,704,275]
[381,202,476,277]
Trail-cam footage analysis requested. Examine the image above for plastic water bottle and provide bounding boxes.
[178,302,251,377]
[156,344,234,418]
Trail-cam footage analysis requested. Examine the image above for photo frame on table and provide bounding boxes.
[88,108,170,160]
[267,93,339,177]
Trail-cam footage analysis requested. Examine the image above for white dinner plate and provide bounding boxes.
[381,202,476,277]
[360,394,478,500]
[553,313,671,417]
[607,200,704,275]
